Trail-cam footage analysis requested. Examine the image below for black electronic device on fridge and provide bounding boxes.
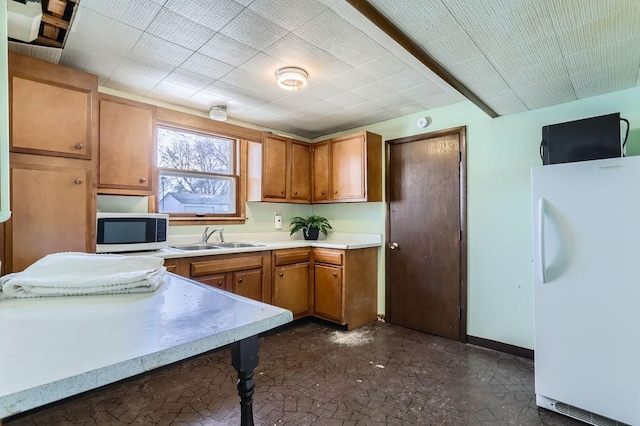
[540,113,622,165]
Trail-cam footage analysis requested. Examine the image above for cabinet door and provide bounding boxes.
[233,269,263,301]
[98,96,154,193]
[11,76,92,159]
[198,274,229,292]
[262,136,288,200]
[314,264,343,323]
[312,141,330,202]
[274,263,310,318]
[331,134,365,201]
[9,164,92,272]
[290,141,311,202]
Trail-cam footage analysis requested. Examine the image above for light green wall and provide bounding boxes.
[315,86,640,349]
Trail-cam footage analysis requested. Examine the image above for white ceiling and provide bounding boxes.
[9,0,640,138]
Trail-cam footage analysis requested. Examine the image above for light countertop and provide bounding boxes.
[127,232,382,259]
[0,273,292,418]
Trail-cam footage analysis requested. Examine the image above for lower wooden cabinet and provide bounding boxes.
[164,246,377,329]
[167,252,272,303]
[273,248,311,319]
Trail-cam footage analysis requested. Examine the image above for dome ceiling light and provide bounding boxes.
[209,105,227,121]
[276,67,308,91]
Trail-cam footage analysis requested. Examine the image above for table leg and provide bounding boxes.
[231,335,259,426]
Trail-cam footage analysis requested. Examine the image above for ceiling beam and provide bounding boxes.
[345,0,499,119]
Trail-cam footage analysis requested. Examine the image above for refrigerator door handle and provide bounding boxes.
[537,197,546,283]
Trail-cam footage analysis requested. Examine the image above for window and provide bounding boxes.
[156,125,239,219]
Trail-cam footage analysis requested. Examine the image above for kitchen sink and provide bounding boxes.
[213,242,266,248]
[170,243,222,251]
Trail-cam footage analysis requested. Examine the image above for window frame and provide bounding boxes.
[154,121,248,225]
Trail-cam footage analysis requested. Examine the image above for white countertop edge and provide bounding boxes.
[128,238,381,259]
[1,310,292,419]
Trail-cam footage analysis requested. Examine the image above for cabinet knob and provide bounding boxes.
[280,190,285,194]
[294,191,298,195]
[333,272,337,277]
[74,178,83,185]
[217,281,223,287]
[279,272,284,277]
[321,191,325,195]
[139,178,146,183]
[333,191,338,195]
[238,278,243,283]
[74,143,84,150]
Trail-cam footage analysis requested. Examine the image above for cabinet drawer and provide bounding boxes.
[163,259,179,273]
[198,274,228,292]
[274,248,310,266]
[190,255,263,277]
[313,249,343,266]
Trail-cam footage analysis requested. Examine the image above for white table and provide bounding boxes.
[0,273,292,425]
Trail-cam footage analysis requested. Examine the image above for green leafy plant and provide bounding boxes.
[289,215,332,239]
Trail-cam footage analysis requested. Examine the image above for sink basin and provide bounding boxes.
[171,244,222,251]
[213,242,266,248]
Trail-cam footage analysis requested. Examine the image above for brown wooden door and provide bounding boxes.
[314,263,343,323]
[9,163,92,272]
[232,269,263,301]
[312,141,330,202]
[386,127,466,341]
[274,263,310,318]
[331,133,365,200]
[262,136,287,200]
[98,95,154,193]
[290,141,311,202]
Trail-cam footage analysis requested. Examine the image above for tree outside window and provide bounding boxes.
[157,126,238,216]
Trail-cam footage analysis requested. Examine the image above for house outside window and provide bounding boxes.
[156,125,239,218]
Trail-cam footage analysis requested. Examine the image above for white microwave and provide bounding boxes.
[96,213,169,253]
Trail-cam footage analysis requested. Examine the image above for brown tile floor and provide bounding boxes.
[7,320,583,425]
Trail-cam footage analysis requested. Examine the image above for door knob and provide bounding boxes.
[389,242,399,250]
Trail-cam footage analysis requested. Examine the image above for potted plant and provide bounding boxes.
[289,215,332,240]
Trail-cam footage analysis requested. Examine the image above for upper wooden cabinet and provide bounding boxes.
[98,95,155,195]
[314,131,382,203]
[8,52,97,160]
[248,134,312,203]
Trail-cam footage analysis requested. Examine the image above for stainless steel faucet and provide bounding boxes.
[202,227,225,244]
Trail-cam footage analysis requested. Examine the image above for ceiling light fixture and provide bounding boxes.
[209,105,227,121]
[276,67,308,91]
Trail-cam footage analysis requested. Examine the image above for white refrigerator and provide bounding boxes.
[532,156,640,426]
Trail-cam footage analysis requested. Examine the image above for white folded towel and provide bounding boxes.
[0,252,166,298]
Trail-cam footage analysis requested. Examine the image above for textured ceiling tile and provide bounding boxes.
[513,77,576,110]
[66,7,143,57]
[487,35,562,74]
[219,8,288,51]
[147,80,198,102]
[296,100,339,116]
[371,0,462,40]
[451,56,501,84]
[198,34,259,67]
[104,70,161,96]
[426,32,484,64]
[327,68,375,91]
[369,92,414,109]
[263,34,325,66]
[8,42,62,64]
[164,68,214,91]
[60,46,121,85]
[301,81,346,101]
[571,65,639,99]
[342,101,384,116]
[149,0,168,4]
[351,82,397,101]
[399,81,445,103]
[146,8,215,51]
[301,52,351,81]
[504,59,569,90]
[328,34,389,67]
[480,90,528,115]
[128,33,193,67]
[446,0,555,54]
[164,0,244,31]
[180,53,235,80]
[188,92,232,109]
[238,53,288,77]
[563,37,640,77]
[112,59,175,80]
[414,90,466,110]
[355,54,410,80]
[202,81,271,107]
[79,0,161,30]
[325,91,368,108]
[380,69,429,92]
[249,0,327,31]
[221,68,284,99]
[294,9,361,51]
